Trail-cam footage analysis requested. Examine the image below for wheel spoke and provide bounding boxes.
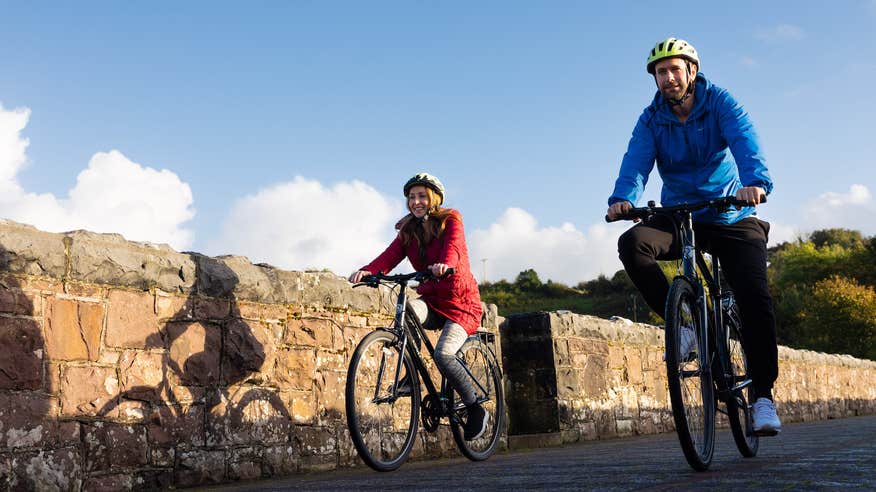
[346,331,419,471]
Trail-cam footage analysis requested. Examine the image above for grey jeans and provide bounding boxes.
[408,298,477,405]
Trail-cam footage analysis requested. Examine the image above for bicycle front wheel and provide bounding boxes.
[665,278,715,471]
[723,301,759,457]
[449,335,505,461]
[345,329,420,472]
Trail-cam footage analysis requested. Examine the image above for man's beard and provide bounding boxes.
[661,81,689,101]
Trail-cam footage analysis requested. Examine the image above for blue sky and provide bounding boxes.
[1,1,875,284]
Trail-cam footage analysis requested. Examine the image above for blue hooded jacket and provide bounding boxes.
[608,73,773,224]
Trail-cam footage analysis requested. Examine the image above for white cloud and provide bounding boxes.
[796,184,876,235]
[207,177,402,275]
[468,207,624,285]
[0,103,195,249]
[754,24,804,42]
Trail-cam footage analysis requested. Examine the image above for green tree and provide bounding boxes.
[809,228,864,250]
[798,276,876,360]
[514,269,542,291]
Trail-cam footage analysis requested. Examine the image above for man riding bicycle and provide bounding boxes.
[606,37,781,435]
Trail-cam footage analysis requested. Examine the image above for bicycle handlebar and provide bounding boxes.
[354,268,456,288]
[604,195,766,223]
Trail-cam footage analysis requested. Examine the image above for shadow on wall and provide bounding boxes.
[95,253,293,486]
[0,244,78,489]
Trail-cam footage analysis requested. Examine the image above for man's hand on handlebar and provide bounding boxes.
[735,186,767,207]
[607,201,635,222]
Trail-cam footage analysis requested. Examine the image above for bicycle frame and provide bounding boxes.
[364,271,492,419]
[677,211,748,399]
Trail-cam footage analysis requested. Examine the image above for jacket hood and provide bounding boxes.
[649,72,711,124]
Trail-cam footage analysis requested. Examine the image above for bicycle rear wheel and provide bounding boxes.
[345,329,420,471]
[723,301,759,457]
[665,277,715,471]
[449,335,505,461]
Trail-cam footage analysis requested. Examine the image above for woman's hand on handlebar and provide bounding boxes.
[348,270,372,283]
[607,201,637,222]
[428,263,451,278]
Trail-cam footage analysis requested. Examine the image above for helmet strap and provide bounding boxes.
[663,61,696,107]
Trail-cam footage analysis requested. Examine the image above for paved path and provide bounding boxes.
[206,415,876,491]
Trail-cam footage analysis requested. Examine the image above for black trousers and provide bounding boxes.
[618,215,778,399]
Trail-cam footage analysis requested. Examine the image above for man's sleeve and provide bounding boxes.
[716,90,774,195]
[609,113,657,206]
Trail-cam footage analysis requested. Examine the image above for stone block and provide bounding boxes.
[223,318,274,385]
[294,425,337,458]
[65,228,196,292]
[616,419,634,437]
[166,321,221,386]
[286,390,317,425]
[556,368,581,396]
[624,346,645,385]
[155,292,193,320]
[0,392,79,449]
[147,403,206,447]
[608,345,625,369]
[236,301,288,322]
[316,369,346,423]
[106,289,160,348]
[285,317,335,347]
[206,387,293,446]
[82,421,148,471]
[82,473,135,492]
[0,220,68,277]
[63,282,104,299]
[118,350,165,401]
[10,448,82,491]
[60,366,119,418]
[176,449,226,487]
[227,446,264,481]
[0,283,39,316]
[44,298,103,361]
[195,296,231,320]
[0,317,43,390]
[582,355,608,397]
[263,444,301,476]
[274,348,317,390]
[150,446,175,467]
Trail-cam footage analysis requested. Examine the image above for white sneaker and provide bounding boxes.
[751,397,782,436]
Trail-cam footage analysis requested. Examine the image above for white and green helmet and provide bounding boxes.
[403,172,446,202]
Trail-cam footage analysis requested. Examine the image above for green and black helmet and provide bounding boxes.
[646,37,700,74]
[403,172,446,202]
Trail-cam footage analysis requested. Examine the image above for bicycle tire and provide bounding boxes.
[449,336,505,461]
[345,329,421,472]
[723,301,759,457]
[665,277,715,471]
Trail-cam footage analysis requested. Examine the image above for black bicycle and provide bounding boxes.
[345,269,505,471]
[608,197,759,470]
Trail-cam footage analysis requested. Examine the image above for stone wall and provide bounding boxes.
[3,219,876,490]
[501,312,876,447]
[0,219,500,490]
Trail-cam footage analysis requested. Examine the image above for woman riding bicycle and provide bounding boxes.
[348,172,488,441]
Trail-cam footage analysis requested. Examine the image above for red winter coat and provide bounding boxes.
[361,209,483,334]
